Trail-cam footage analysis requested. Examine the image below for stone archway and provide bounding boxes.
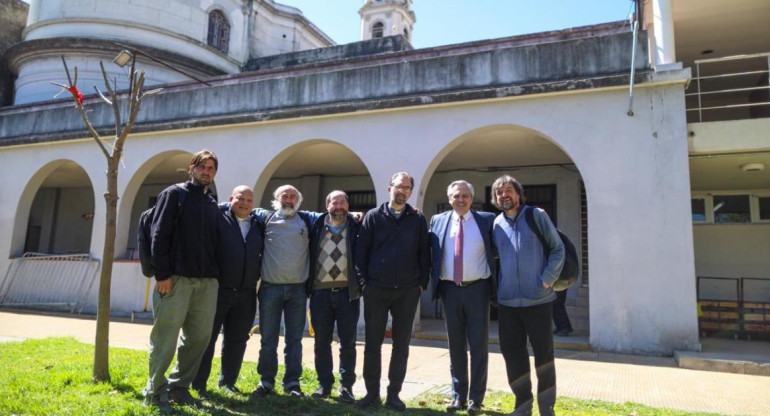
[419,124,589,334]
[11,159,95,256]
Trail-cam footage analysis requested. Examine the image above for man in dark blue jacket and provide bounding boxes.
[192,185,264,398]
[143,149,220,412]
[429,180,496,415]
[307,190,361,404]
[355,172,430,412]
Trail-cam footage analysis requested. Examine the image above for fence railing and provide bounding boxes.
[0,253,100,314]
[686,52,770,123]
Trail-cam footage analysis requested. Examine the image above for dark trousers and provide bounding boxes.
[309,288,360,390]
[552,290,573,332]
[439,279,490,404]
[362,285,421,396]
[498,302,556,415]
[192,287,256,391]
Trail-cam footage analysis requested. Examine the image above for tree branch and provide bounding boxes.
[99,61,121,138]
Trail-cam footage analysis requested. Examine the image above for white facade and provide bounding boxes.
[11,0,333,104]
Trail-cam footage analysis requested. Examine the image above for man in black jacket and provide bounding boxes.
[192,185,263,398]
[307,190,361,404]
[355,172,430,412]
[143,149,220,412]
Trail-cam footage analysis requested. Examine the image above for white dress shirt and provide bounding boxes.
[441,211,490,283]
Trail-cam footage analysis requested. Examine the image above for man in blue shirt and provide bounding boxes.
[491,175,564,416]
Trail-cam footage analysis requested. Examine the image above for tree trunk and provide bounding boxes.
[92,156,120,382]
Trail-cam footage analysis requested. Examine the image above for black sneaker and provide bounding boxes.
[285,385,304,397]
[167,388,201,407]
[385,394,406,412]
[356,392,381,409]
[192,387,208,400]
[338,386,356,404]
[311,386,331,399]
[251,385,273,399]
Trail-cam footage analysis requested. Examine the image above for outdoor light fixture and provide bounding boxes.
[113,50,134,67]
[112,42,212,86]
[175,168,188,174]
[741,163,765,172]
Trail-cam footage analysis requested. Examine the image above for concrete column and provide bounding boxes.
[652,0,677,67]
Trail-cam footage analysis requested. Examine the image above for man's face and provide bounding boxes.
[449,184,472,216]
[189,159,217,186]
[278,188,299,211]
[326,192,349,221]
[388,175,413,206]
[495,183,520,212]
[229,188,254,218]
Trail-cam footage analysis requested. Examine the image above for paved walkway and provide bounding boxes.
[1,310,769,415]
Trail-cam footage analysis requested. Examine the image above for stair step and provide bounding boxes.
[565,305,589,318]
[576,295,589,307]
[570,316,590,332]
[578,285,590,298]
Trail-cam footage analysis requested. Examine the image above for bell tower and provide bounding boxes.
[359,0,415,43]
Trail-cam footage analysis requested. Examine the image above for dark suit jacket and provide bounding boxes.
[429,210,497,302]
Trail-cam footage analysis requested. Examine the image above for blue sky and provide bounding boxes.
[281,0,636,48]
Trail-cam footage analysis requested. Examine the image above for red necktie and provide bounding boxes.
[454,215,464,285]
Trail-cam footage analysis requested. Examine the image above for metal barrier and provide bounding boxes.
[0,253,100,314]
[686,52,770,122]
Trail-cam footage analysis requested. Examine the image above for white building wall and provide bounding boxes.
[0,79,699,353]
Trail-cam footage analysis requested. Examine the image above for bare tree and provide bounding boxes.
[53,55,161,382]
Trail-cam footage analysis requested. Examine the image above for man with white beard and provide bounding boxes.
[251,185,320,399]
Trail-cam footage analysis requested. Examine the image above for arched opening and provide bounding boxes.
[256,140,375,213]
[120,151,218,259]
[421,125,589,336]
[207,9,230,53]
[371,22,384,39]
[20,160,95,255]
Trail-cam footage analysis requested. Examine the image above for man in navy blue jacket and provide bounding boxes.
[355,172,430,412]
[193,185,264,398]
[429,180,496,415]
[144,149,220,412]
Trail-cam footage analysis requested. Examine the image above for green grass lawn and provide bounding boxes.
[0,337,724,416]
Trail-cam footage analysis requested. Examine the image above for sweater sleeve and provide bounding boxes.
[355,211,374,290]
[150,187,180,281]
[535,208,565,286]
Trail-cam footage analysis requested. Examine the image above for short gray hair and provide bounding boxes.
[325,190,349,205]
[272,184,303,208]
[446,180,474,198]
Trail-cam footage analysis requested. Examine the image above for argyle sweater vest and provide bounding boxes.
[313,228,348,290]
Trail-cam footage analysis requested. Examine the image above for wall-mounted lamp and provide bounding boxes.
[113,43,212,86]
[82,213,95,221]
[741,163,765,172]
[175,168,188,174]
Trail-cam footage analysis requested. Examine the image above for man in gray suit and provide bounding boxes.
[429,180,496,415]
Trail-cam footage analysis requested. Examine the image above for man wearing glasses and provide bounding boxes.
[355,172,430,412]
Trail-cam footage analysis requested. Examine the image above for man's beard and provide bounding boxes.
[272,199,297,216]
[331,209,348,222]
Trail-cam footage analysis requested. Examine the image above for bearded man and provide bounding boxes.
[250,185,320,399]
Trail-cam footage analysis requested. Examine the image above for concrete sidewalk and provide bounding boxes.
[1,310,769,416]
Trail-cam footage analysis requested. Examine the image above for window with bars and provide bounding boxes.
[347,191,376,213]
[208,10,230,53]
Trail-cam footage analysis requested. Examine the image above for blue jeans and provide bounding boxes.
[257,282,307,390]
[309,288,360,390]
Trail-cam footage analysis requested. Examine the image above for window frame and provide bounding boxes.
[691,191,770,224]
[207,9,230,53]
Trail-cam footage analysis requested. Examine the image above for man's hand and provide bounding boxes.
[352,212,364,223]
[542,280,550,289]
[155,279,172,296]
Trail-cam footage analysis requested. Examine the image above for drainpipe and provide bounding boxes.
[627,8,639,116]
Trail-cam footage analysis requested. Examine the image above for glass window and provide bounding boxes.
[691,198,706,221]
[713,195,750,223]
[759,196,770,220]
[208,10,230,53]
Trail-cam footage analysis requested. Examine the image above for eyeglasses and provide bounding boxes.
[393,185,412,191]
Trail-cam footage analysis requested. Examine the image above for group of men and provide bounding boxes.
[142,149,566,416]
